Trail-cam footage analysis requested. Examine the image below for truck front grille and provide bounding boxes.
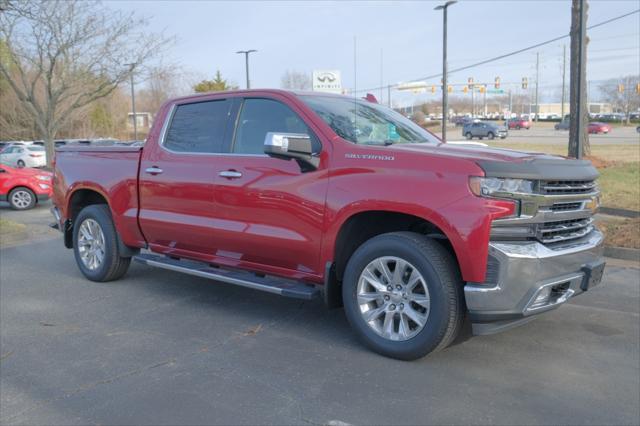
[538,218,594,244]
[540,180,596,195]
[549,202,583,212]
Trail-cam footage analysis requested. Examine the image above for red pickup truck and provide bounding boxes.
[51,90,605,360]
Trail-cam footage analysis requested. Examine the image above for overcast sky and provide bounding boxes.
[110,0,639,104]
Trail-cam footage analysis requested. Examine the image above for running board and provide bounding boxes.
[133,253,320,300]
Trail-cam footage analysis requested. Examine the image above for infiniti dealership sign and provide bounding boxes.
[312,70,342,94]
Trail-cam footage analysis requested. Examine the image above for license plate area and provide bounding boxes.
[580,261,606,291]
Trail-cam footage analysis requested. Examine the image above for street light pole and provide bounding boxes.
[236,49,257,89]
[435,1,457,142]
[124,63,137,140]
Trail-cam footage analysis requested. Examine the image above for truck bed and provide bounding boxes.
[53,145,145,248]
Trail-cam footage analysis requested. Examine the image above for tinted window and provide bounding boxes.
[233,98,318,154]
[164,100,231,153]
[27,146,45,151]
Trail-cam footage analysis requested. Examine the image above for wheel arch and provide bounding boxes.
[323,208,466,308]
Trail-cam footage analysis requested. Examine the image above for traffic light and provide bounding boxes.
[463,86,469,94]
[467,77,474,89]
[522,77,528,90]
[618,84,624,93]
[494,77,501,89]
[636,83,640,94]
[431,85,436,94]
[447,85,453,93]
[479,85,486,94]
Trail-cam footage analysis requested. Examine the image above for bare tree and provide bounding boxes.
[281,70,311,91]
[599,76,640,125]
[0,0,171,166]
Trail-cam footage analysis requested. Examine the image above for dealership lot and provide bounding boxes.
[1,205,639,425]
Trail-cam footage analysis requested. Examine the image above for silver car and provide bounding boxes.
[462,122,507,140]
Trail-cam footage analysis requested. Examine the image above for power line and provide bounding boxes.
[356,8,640,93]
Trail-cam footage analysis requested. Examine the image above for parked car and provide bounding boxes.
[462,121,507,140]
[588,122,611,134]
[555,119,570,130]
[0,164,52,209]
[452,116,472,127]
[51,89,605,360]
[506,118,530,130]
[0,144,46,168]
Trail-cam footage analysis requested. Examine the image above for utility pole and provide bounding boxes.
[561,44,567,119]
[236,49,257,89]
[387,85,391,108]
[569,0,589,158]
[124,63,137,140]
[435,1,457,142]
[380,49,384,103]
[471,86,475,117]
[483,88,487,117]
[535,52,540,122]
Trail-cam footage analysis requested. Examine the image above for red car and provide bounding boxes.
[588,122,611,134]
[507,118,530,130]
[51,90,604,360]
[0,164,53,209]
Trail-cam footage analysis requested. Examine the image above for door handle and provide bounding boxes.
[219,170,242,179]
[145,166,163,175]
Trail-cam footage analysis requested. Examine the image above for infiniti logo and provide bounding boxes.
[316,72,336,83]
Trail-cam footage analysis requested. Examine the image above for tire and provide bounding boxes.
[516,125,521,130]
[487,132,495,140]
[465,132,472,140]
[554,125,559,130]
[16,160,25,168]
[342,232,464,360]
[73,204,131,282]
[8,187,36,210]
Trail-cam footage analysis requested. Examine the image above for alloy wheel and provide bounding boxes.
[357,256,431,341]
[10,190,32,209]
[77,218,106,271]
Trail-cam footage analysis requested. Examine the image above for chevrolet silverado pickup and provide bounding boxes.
[51,90,605,360]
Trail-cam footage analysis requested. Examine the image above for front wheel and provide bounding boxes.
[342,232,464,360]
[73,204,131,282]
[8,187,36,210]
[465,132,472,140]
[16,160,25,168]
[487,132,495,140]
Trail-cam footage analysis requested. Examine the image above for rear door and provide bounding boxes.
[210,96,329,277]
[138,98,233,258]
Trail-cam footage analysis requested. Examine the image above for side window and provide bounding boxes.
[233,98,319,155]
[163,99,231,153]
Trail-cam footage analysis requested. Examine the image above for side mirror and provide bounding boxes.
[264,132,319,171]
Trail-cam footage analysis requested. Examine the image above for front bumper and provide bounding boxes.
[465,230,605,335]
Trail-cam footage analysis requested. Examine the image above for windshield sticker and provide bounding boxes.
[345,153,395,161]
[387,124,400,140]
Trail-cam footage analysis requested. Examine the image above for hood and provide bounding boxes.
[3,165,52,177]
[390,143,599,181]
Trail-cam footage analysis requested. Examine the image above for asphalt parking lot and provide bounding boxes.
[1,205,639,425]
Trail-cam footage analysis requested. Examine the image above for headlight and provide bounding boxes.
[36,175,51,181]
[469,177,534,197]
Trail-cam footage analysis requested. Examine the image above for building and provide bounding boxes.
[127,112,153,131]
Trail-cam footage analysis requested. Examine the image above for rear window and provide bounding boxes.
[27,146,45,151]
[163,100,231,153]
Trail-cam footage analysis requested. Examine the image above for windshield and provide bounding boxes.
[300,95,440,145]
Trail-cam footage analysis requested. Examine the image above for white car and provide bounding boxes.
[0,144,47,168]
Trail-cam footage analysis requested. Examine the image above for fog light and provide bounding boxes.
[529,286,552,310]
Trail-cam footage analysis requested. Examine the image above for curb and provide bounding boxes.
[600,207,640,218]
[604,246,640,262]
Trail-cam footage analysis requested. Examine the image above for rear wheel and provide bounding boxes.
[342,232,463,360]
[465,132,472,140]
[8,187,36,210]
[73,204,131,282]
